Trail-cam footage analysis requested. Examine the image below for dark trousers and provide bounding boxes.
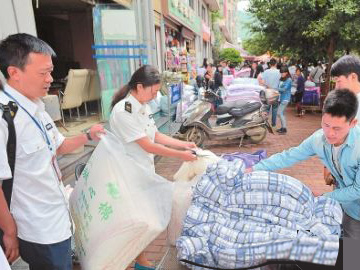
[343,213,360,239]
[19,237,72,270]
[266,101,279,126]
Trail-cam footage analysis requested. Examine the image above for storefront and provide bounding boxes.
[162,0,201,75]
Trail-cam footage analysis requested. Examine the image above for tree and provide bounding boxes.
[242,33,269,56]
[211,11,224,64]
[248,0,360,94]
[219,48,243,66]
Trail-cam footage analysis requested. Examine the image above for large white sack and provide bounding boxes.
[168,150,220,246]
[167,179,198,246]
[173,150,220,182]
[69,131,173,270]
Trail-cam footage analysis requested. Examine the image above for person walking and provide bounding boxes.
[109,65,197,269]
[258,58,281,127]
[276,66,292,134]
[294,66,305,117]
[309,61,325,87]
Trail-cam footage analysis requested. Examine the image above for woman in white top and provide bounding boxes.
[109,65,197,269]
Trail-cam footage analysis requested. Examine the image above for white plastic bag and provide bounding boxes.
[69,131,173,270]
[168,150,220,246]
[167,179,198,246]
[173,150,220,182]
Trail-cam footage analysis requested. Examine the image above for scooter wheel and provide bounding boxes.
[248,126,267,144]
[185,127,206,147]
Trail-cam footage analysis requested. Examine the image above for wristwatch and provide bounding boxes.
[86,130,92,141]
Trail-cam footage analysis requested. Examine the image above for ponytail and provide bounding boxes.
[111,65,161,109]
[111,84,131,108]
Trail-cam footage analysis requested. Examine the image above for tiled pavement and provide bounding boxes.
[12,106,331,270]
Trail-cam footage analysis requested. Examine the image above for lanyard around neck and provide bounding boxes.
[3,90,52,149]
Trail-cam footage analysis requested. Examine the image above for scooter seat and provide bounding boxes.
[216,105,231,115]
[228,102,262,117]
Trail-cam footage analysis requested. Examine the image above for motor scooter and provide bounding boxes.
[177,89,273,147]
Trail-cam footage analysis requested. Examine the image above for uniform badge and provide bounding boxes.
[125,101,132,113]
[46,123,53,130]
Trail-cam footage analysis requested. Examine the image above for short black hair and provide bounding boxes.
[269,58,277,66]
[330,55,360,82]
[323,88,358,121]
[0,33,55,79]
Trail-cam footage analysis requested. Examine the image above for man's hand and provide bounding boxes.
[312,190,324,197]
[3,231,19,263]
[89,124,105,141]
[245,167,253,173]
[324,167,334,186]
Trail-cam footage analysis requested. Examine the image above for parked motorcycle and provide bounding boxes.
[177,89,273,147]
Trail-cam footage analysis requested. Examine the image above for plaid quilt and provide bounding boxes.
[176,159,342,269]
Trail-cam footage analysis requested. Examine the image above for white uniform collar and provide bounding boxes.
[4,84,45,116]
[128,93,146,113]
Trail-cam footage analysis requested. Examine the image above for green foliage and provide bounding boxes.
[248,0,360,93]
[219,48,243,66]
[242,33,269,56]
[248,0,360,60]
[211,11,222,23]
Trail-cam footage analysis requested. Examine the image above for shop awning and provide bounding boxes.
[203,0,220,11]
[181,26,195,40]
[218,20,232,43]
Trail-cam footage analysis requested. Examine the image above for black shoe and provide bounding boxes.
[278,128,287,134]
[276,128,283,133]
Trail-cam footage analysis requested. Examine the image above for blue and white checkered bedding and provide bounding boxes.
[176,159,342,269]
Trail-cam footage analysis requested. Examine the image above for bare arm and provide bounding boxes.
[257,73,265,86]
[155,132,196,149]
[56,124,105,155]
[135,136,196,161]
[0,187,19,263]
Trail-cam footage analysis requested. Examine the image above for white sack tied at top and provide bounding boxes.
[69,131,173,270]
[173,149,220,182]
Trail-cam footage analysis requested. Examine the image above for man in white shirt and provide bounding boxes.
[258,58,281,127]
[310,61,325,87]
[0,34,104,269]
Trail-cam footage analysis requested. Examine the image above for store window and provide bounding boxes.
[198,0,201,16]
[202,5,206,23]
[189,0,194,9]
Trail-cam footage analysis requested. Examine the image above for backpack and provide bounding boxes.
[0,101,18,251]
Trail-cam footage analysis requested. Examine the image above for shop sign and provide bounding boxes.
[170,83,182,104]
[101,9,137,40]
[168,0,201,35]
[202,21,211,42]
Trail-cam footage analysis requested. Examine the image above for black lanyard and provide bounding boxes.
[3,90,52,151]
